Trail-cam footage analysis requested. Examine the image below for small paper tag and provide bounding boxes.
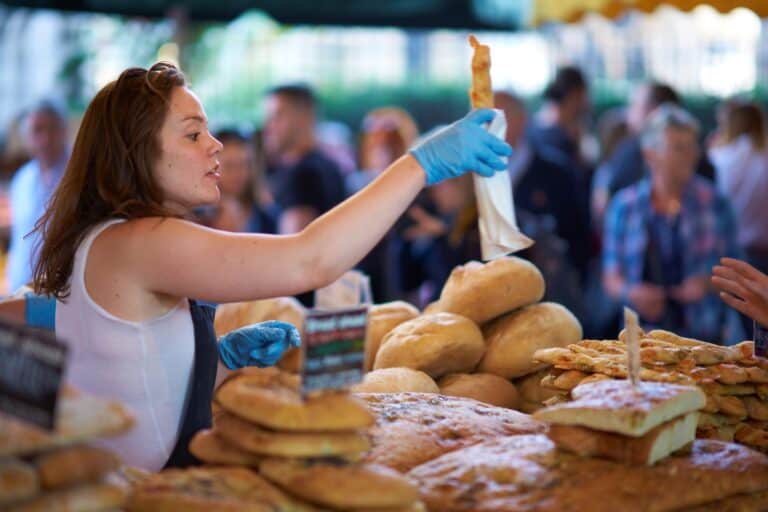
[301,306,368,394]
[755,321,768,358]
[0,319,68,430]
[624,307,641,387]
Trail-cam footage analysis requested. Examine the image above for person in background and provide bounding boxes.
[495,91,591,286]
[529,66,591,184]
[346,107,419,302]
[263,84,345,235]
[595,81,715,219]
[347,107,419,195]
[7,100,69,292]
[708,101,768,273]
[31,62,510,470]
[590,107,630,232]
[198,128,277,234]
[602,104,742,344]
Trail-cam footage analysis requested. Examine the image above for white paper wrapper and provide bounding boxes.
[314,270,372,309]
[473,109,534,260]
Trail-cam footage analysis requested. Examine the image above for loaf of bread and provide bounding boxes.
[352,368,439,394]
[433,256,545,324]
[373,313,485,379]
[364,301,419,372]
[438,373,519,409]
[479,302,582,379]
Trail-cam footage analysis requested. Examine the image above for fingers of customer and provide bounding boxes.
[712,275,749,302]
[721,258,765,282]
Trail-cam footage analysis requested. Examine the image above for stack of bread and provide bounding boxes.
[355,256,582,411]
[532,328,768,453]
[0,387,134,511]
[130,367,424,511]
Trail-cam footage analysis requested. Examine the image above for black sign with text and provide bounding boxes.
[301,306,368,394]
[0,319,67,430]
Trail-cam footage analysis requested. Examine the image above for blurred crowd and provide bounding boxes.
[2,67,768,345]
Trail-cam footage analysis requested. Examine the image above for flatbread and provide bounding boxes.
[11,482,127,512]
[127,467,319,512]
[0,390,134,457]
[408,435,768,512]
[0,457,38,506]
[215,411,370,458]
[260,457,419,509]
[216,367,374,432]
[188,429,262,467]
[359,392,544,472]
[468,35,493,109]
[36,445,119,490]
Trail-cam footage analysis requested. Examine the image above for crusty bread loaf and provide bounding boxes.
[359,392,545,472]
[127,467,318,512]
[189,429,262,467]
[479,302,582,379]
[438,373,519,409]
[215,367,374,432]
[408,435,768,512]
[260,458,420,509]
[373,313,485,379]
[434,256,545,324]
[547,412,698,465]
[364,301,420,372]
[214,411,370,458]
[533,380,706,437]
[352,368,439,394]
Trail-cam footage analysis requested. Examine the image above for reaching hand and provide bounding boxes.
[712,257,768,327]
[218,320,301,370]
[410,109,512,185]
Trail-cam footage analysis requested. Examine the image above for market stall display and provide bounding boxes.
[0,388,134,511]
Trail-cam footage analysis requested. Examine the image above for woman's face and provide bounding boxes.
[155,87,223,213]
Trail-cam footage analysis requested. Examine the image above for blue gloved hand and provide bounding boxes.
[409,108,512,185]
[218,320,301,370]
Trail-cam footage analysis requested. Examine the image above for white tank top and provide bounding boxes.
[56,219,195,471]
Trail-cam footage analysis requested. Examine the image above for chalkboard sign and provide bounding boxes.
[301,306,368,394]
[0,319,67,430]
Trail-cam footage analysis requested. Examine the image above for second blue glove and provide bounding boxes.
[409,108,512,185]
[218,320,301,370]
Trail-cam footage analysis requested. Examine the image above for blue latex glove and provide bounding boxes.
[409,108,512,185]
[25,292,56,331]
[218,320,301,370]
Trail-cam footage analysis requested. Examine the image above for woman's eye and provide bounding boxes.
[188,132,200,141]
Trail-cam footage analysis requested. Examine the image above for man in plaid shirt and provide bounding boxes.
[603,104,744,344]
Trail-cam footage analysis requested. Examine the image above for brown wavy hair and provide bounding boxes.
[32,62,186,299]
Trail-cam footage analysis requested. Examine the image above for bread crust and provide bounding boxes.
[352,368,439,394]
[188,429,262,467]
[215,367,374,432]
[408,435,768,512]
[214,411,370,458]
[364,302,420,372]
[438,373,519,409]
[480,302,582,379]
[434,257,545,324]
[0,457,38,506]
[373,313,485,379]
[359,392,544,472]
[36,445,119,490]
[127,467,319,512]
[260,457,419,509]
[12,482,127,512]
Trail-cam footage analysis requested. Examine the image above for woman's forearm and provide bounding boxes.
[299,154,425,286]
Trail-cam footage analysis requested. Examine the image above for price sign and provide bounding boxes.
[301,306,367,394]
[0,319,67,430]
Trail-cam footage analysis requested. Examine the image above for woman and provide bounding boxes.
[708,101,768,272]
[31,62,510,471]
